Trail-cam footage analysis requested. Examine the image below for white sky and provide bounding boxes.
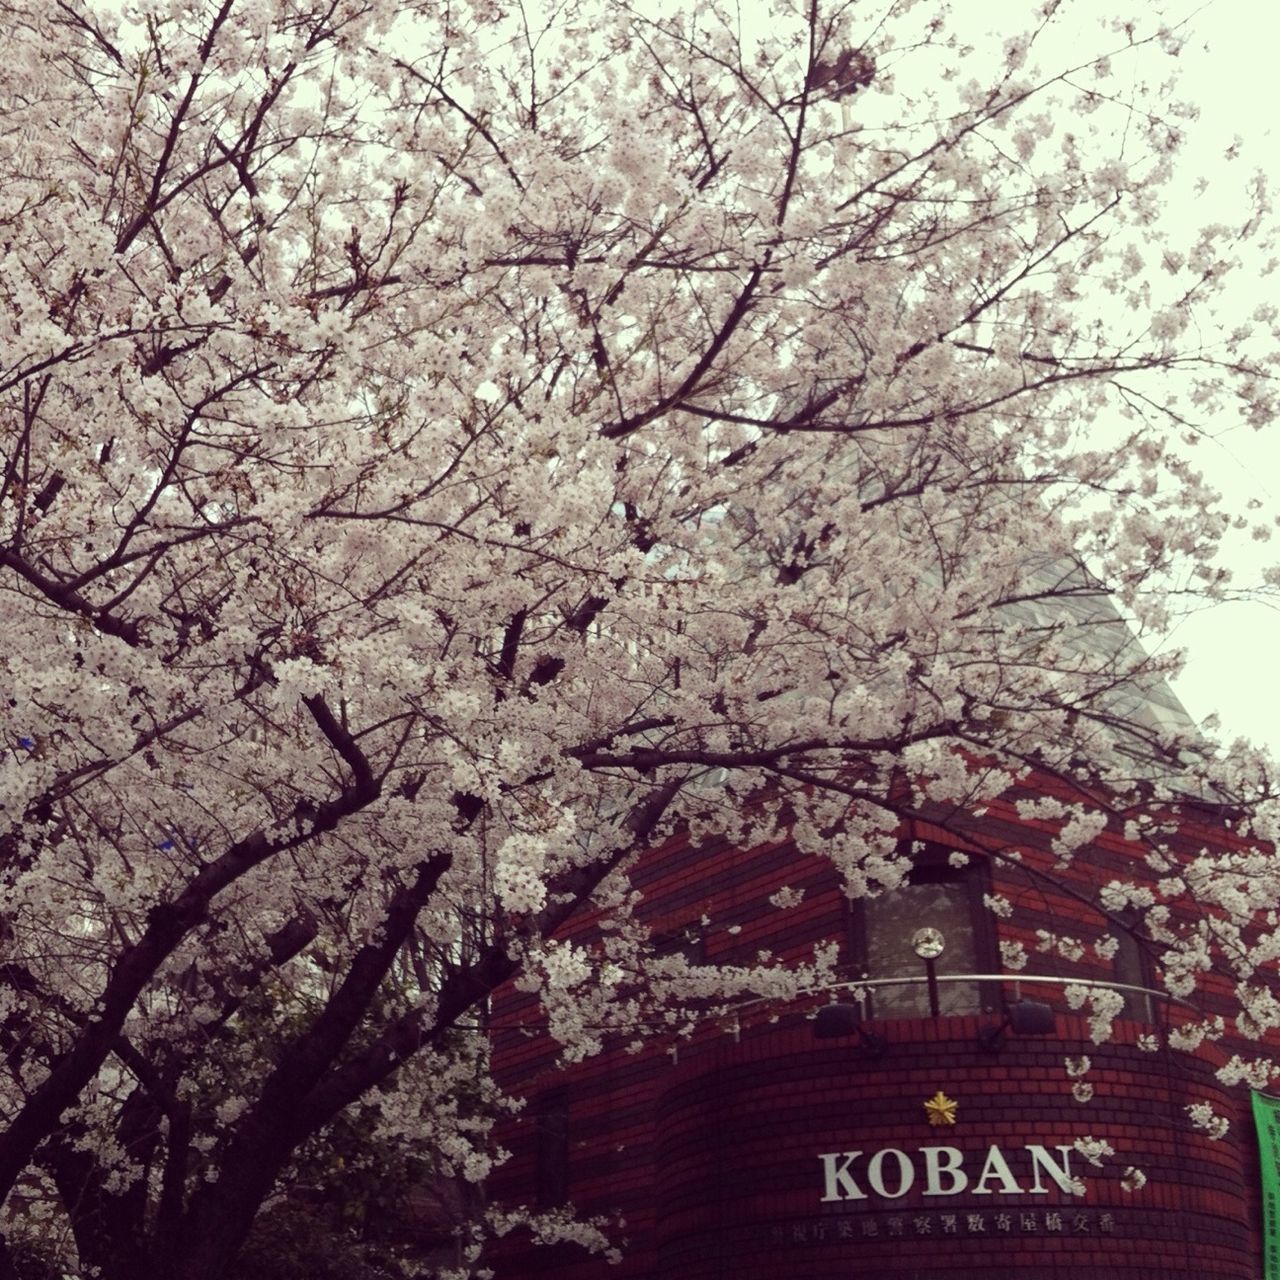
[1140,0,1280,753]
[852,0,1280,753]
[367,0,1280,756]
[880,0,1280,753]
[954,0,1280,754]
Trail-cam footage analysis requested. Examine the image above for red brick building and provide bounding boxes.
[488,775,1263,1278]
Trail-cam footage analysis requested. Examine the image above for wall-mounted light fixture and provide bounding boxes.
[977,998,1057,1052]
[812,1003,889,1057]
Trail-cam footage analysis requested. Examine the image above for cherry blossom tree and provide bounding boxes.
[0,0,1278,1275]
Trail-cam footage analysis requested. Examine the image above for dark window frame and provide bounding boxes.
[651,922,707,966]
[534,1087,570,1208]
[844,844,999,1016]
[1110,913,1156,1023]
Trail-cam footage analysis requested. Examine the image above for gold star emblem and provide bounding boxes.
[924,1091,958,1126]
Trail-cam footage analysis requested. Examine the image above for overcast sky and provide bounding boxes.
[952,0,1280,753]
[1136,0,1280,754]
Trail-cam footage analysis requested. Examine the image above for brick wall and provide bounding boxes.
[654,1018,1252,1279]
[486,778,1265,1278]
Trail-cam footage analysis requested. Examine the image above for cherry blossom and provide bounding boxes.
[0,0,1277,1275]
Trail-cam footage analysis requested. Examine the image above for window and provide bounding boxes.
[535,1088,569,1208]
[848,850,996,1017]
[1110,918,1154,1022]
[651,923,705,965]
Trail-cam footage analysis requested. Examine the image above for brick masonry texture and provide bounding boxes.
[651,1026,1251,1279]
[487,778,1266,1279]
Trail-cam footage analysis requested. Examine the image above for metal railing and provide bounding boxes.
[724,970,1187,1043]
[806,971,1182,1004]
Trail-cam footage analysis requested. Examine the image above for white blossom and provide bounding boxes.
[0,1,1273,1273]
[1185,1103,1231,1141]
[1073,1136,1115,1168]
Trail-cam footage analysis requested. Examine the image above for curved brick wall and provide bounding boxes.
[654,1016,1253,1280]
[488,790,1269,1278]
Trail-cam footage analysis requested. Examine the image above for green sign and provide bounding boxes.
[1253,1092,1280,1279]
